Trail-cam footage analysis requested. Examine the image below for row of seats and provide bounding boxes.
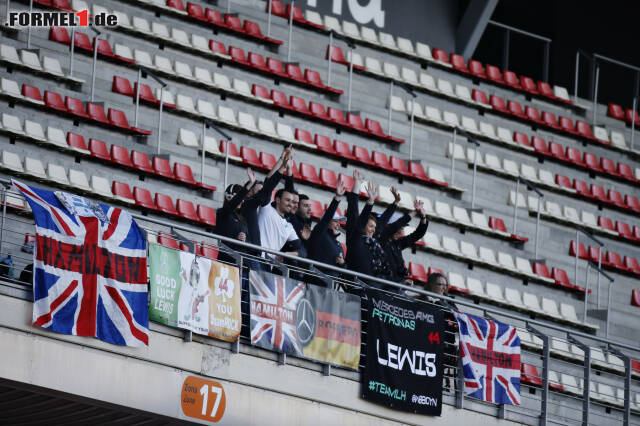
[608,103,640,128]
[266,0,324,30]
[84,7,342,96]
[5,77,152,136]
[0,148,217,227]
[391,97,635,158]
[448,141,640,218]
[178,128,529,244]
[570,241,640,277]
[40,0,283,46]
[510,190,640,248]
[320,28,573,110]
[0,43,83,85]
[153,232,219,260]
[0,112,215,194]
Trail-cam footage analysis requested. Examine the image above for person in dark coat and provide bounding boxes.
[380,197,429,285]
[307,180,346,270]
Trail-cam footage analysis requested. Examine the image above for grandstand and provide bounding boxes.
[0,0,639,424]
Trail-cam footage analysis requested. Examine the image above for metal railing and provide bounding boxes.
[0,182,639,425]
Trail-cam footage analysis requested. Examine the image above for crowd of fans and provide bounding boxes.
[215,145,439,295]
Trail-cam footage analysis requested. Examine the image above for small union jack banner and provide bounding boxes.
[13,180,149,347]
[454,312,521,405]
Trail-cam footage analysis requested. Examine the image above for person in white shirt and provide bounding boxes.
[257,187,302,259]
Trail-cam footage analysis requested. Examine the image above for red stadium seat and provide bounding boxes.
[285,3,305,22]
[158,232,179,249]
[353,145,374,165]
[555,174,573,190]
[513,132,531,148]
[176,199,198,222]
[573,179,590,197]
[309,200,323,219]
[133,83,159,104]
[409,162,429,181]
[248,52,268,71]
[633,290,640,306]
[450,54,469,73]
[186,2,205,20]
[328,107,348,125]
[390,156,410,176]
[167,0,185,11]
[366,119,391,139]
[347,113,366,131]
[295,128,314,146]
[267,57,287,76]
[314,134,335,155]
[44,91,67,112]
[209,40,228,56]
[133,187,156,209]
[559,116,577,134]
[290,96,311,114]
[304,69,325,88]
[507,100,526,118]
[536,81,555,99]
[625,195,640,212]
[197,205,216,227]
[289,160,302,180]
[338,174,355,192]
[240,146,262,168]
[152,157,174,179]
[229,46,249,64]
[626,109,640,126]
[107,108,132,130]
[244,20,267,40]
[432,48,450,64]
[205,8,226,26]
[598,158,617,176]
[468,60,487,79]
[110,145,133,168]
[486,65,504,84]
[520,76,538,94]
[521,364,542,387]
[21,84,43,103]
[565,147,585,166]
[131,150,154,173]
[296,163,323,187]
[112,76,134,97]
[588,246,604,264]
[607,189,625,208]
[606,251,626,270]
[532,137,550,155]
[472,89,489,106]
[625,258,640,274]
[583,152,601,172]
[616,221,635,240]
[607,103,625,120]
[551,268,573,289]
[94,38,116,59]
[549,142,569,162]
[49,26,71,44]
[66,132,88,151]
[319,168,337,189]
[490,95,508,113]
[533,262,551,279]
[503,70,521,89]
[309,102,330,120]
[542,111,560,129]
[72,32,93,51]
[219,140,240,158]
[65,96,89,118]
[89,139,110,161]
[224,15,244,32]
[569,240,588,259]
[286,64,305,82]
[271,89,290,108]
[634,226,640,240]
[525,106,542,123]
[617,162,635,180]
[251,84,271,102]
[267,0,287,17]
[598,216,615,232]
[201,244,219,259]
[155,193,178,215]
[372,151,392,171]
[576,121,595,140]
[259,152,276,170]
[111,181,134,202]
[174,163,197,186]
[488,217,507,233]
[408,263,427,283]
[334,140,355,160]
[590,184,607,201]
[427,267,443,277]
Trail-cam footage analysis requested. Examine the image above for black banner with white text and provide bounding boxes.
[361,289,444,415]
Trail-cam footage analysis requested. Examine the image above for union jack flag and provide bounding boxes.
[249,270,305,355]
[454,312,521,405]
[13,180,149,347]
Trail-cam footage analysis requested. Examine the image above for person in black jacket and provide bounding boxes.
[215,146,292,264]
[307,180,346,270]
[380,197,429,285]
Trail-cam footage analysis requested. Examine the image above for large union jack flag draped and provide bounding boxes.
[454,312,521,405]
[13,180,149,347]
[249,270,305,355]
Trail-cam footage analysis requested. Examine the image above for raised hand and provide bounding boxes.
[237,232,247,242]
[247,167,256,186]
[336,179,346,197]
[366,181,378,202]
[414,199,425,216]
[391,186,401,204]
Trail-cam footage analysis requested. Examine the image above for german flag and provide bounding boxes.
[301,285,361,370]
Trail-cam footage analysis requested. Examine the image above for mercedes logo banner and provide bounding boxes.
[148,243,242,342]
[361,289,444,415]
[249,270,361,370]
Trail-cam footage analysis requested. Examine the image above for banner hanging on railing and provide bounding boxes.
[249,270,361,370]
[454,312,521,405]
[148,243,241,342]
[361,288,444,415]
